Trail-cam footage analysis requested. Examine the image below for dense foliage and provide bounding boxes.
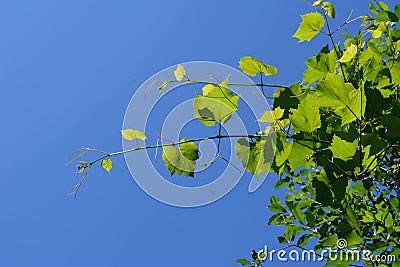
[69,1,400,266]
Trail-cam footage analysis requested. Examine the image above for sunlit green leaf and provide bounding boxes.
[312,0,322,6]
[329,135,358,161]
[174,64,186,81]
[235,136,274,178]
[293,12,325,42]
[303,45,337,84]
[101,158,112,174]
[162,139,199,177]
[121,129,147,141]
[315,73,365,124]
[339,44,357,62]
[289,94,321,133]
[322,2,335,18]
[238,56,278,77]
[193,77,239,126]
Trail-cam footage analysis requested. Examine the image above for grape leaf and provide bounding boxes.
[101,158,112,174]
[238,56,278,77]
[322,2,335,18]
[289,94,321,133]
[162,139,199,177]
[174,64,186,81]
[235,136,274,178]
[193,77,239,126]
[293,12,324,42]
[315,73,365,124]
[339,44,357,63]
[303,45,337,84]
[121,129,147,141]
[287,141,313,171]
[329,135,358,161]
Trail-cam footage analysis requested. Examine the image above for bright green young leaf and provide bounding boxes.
[287,141,313,171]
[312,0,322,6]
[389,59,400,84]
[274,134,293,167]
[329,135,358,161]
[235,136,274,178]
[315,73,365,124]
[293,12,325,42]
[376,1,390,11]
[193,77,239,126]
[289,94,321,133]
[238,56,278,77]
[121,129,147,141]
[174,64,186,81]
[162,139,199,177]
[101,158,112,174]
[322,2,335,18]
[303,45,337,84]
[339,44,357,62]
[259,107,284,123]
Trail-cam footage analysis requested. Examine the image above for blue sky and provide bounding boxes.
[1,1,397,266]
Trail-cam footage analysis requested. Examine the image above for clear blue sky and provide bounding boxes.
[1,1,396,266]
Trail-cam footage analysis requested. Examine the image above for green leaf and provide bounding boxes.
[344,230,361,246]
[284,225,303,242]
[329,135,358,161]
[174,64,186,81]
[382,115,400,138]
[193,77,239,126]
[288,202,306,225]
[312,179,333,206]
[312,0,322,6]
[293,12,325,42]
[389,59,400,84]
[259,107,284,124]
[375,10,399,22]
[238,56,278,77]
[235,136,274,178]
[303,45,337,84]
[289,94,321,133]
[101,158,112,174]
[287,141,313,171]
[395,4,400,19]
[376,1,390,11]
[346,206,361,235]
[297,234,313,247]
[315,73,365,124]
[322,2,335,18]
[121,129,147,141]
[235,259,252,266]
[339,44,357,63]
[162,139,199,177]
[274,134,293,167]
